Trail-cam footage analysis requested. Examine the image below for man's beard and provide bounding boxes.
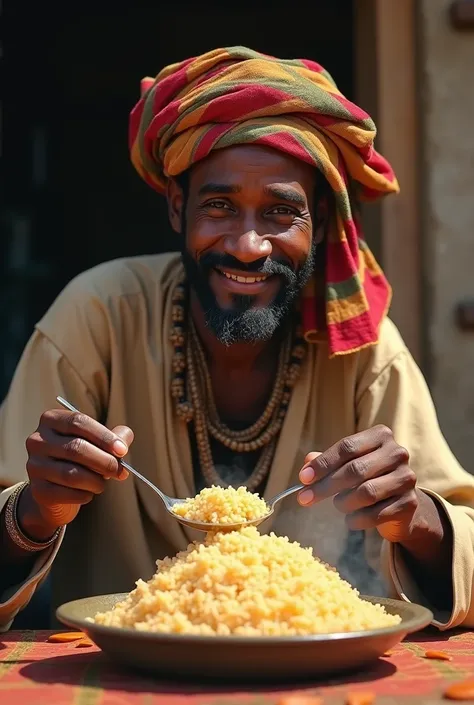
[181,242,317,346]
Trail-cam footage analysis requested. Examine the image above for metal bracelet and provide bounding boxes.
[4,482,62,552]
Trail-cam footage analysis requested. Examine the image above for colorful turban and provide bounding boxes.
[129,46,399,356]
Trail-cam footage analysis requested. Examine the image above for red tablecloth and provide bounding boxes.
[1,630,473,704]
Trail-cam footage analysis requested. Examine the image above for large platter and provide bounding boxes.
[57,593,432,681]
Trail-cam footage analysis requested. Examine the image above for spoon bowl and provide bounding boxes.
[56,396,305,532]
[170,510,271,533]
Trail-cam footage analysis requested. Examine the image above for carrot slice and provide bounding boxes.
[424,650,453,661]
[444,679,474,700]
[383,650,393,657]
[75,637,94,648]
[278,696,323,705]
[346,692,376,705]
[47,632,85,643]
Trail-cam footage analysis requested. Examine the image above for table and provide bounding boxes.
[1,630,473,704]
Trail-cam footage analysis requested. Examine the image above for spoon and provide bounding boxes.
[56,396,306,532]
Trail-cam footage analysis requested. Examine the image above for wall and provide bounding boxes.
[355,0,422,364]
[419,0,474,471]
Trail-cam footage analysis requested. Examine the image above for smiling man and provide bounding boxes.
[1,47,474,631]
[176,150,321,348]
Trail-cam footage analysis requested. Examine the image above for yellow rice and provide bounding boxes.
[93,527,401,636]
[171,485,269,524]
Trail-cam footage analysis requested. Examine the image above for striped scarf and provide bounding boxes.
[129,46,399,356]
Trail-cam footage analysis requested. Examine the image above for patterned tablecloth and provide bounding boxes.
[1,630,473,704]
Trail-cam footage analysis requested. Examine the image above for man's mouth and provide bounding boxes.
[215,267,271,284]
[212,266,276,296]
[216,267,269,284]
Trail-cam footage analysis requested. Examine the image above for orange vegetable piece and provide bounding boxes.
[383,650,393,657]
[444,679,474,701]
[47,632,85,643]
[424,649,453,661]
[75,637,94,648]
[278,697,323,705]
[346,692,376,705]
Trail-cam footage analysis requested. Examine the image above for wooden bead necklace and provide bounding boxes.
[170,279,306,490]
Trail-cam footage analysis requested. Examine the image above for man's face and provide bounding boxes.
[168,145,320,345]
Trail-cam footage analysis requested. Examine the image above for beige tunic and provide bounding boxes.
[1,253,473,631]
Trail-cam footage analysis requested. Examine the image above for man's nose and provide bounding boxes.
[223,229,272,264]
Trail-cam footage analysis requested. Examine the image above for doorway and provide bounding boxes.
[1,1,355,397]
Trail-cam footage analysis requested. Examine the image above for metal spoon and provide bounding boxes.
[56,396,305,532]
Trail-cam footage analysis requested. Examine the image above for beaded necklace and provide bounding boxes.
[170,279,306,490]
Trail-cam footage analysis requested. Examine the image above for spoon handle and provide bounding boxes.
[269,482,306,508]
[55,396,170,506]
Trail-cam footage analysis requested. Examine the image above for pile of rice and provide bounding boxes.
[93,527,400,636]
[171,485,269,524]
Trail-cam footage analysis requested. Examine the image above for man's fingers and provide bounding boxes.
[110,426,133,479]
[299,426,393,485]
[300,452,321,484]
[38,409,131,456]
[310,446,410,502]
[298,447,390,504]
[111,425,134,448]
[27,430,123,478]
[333,466,417,514]
[344,491,418,531]
[27,457,108,495]
[303,452,321,465]
[27,412,136,481]
[31,479,96,507]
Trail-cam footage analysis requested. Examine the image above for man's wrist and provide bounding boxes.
[398,490,453,609]
[16,485,61,543]
[399,490,451,566]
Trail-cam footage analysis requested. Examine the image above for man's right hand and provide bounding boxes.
[19,409,134,539]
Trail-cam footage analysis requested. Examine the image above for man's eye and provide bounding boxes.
[269,206,297,215]
[207,200,231,210]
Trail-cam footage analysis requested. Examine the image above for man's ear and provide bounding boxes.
[167,178,185,234]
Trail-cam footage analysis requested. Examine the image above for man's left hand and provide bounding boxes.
[298,425,427,543]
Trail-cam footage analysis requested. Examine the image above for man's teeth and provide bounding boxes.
[223,272,267,284]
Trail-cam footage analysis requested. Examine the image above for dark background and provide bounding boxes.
[1,0,354,399]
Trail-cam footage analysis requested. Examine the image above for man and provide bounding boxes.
[1,46,473,631]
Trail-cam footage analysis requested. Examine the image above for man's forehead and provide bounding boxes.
[188,144,317,192]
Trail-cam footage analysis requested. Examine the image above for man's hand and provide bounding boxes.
[298,425,422,543]
[298,425,453,608]
[21,409,134,538]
